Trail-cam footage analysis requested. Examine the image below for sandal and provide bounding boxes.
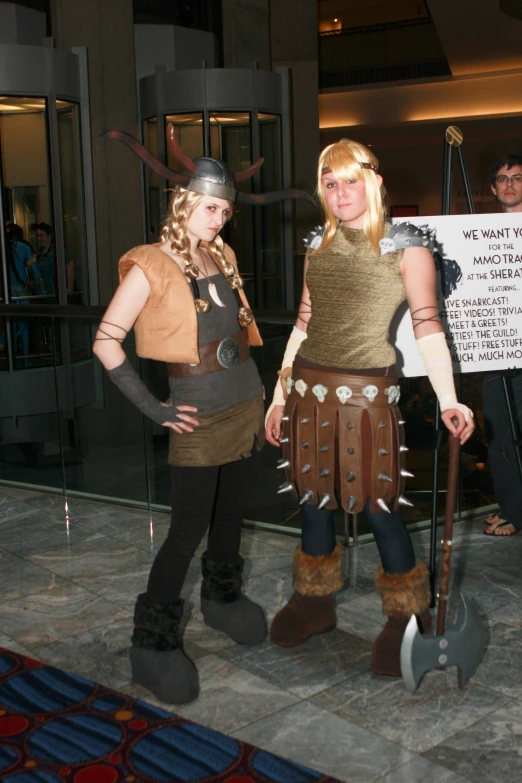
[484,511,505,527]
[484,521,517,536]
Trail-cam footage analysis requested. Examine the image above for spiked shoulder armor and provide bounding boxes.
[304,225,326,251]
[379,222,435,256]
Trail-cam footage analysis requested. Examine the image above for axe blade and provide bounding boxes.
[400,614,423,693]
[401,593,486,694]
[453,594,486,688]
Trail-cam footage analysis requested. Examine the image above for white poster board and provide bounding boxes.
[392,213,522,377]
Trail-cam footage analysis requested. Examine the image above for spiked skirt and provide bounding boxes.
[278,365,408,515]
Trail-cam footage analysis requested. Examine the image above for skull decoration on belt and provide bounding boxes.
[385,385,401,404]
[103,125,315,330]
[363,384,379,403]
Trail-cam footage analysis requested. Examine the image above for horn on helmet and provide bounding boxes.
[238,189,316,206]
[101,130,190,186]
[167,123,265,181]
[166,125,198,173]
[103,128,316,205]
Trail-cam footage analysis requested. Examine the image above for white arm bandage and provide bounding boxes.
[265,326,307,424]
[416,332,473,422]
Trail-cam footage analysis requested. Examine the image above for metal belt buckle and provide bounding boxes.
[217,336,240,368]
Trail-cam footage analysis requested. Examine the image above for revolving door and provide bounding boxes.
[0,42,98,458]
[139,66,295,310]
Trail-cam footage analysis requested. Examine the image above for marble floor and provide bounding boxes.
[0,485,520,782]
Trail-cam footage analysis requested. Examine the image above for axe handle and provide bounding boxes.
[436,433,461,636]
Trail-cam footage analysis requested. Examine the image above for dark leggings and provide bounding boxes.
[147,454,257,604]
[301,500,416,574]
[482,372,522,530]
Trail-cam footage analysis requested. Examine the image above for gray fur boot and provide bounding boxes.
[200,552,267,644]
[130,592,199,704]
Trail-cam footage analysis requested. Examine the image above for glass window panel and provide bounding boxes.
[0,313,65,491]
[165,112,204,171]
[0,317,6,370]
[0,96,55,368]
[142,113,204,243]
[142,117,160,243]
[210,112,255,292]
[63,318,150,504]
[56,100,88,304]
[164,113,204,239]
[259,113,283,309]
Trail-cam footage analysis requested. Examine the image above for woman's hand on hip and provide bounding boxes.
[162,404,199,434]
[266,404,285,447]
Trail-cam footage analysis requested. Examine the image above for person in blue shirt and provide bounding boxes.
[6,224,41,300]
[33,222,74,296]
[1,225,43,362]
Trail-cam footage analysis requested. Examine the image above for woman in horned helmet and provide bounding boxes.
[93,127,312,704]
[265,138,475,676]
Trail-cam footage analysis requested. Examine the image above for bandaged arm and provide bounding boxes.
[265,326,307,423]
[416,332,472,421]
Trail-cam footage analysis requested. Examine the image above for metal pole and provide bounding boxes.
[441,138,453,216]
[0,134,14,375]
[429,126,473,602]
[456,146,475,215]
[436,432,461,636]
[276,66,295,311]
[429,134,453,603]
[429,407,443,607]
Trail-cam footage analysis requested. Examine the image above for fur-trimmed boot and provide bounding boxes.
[371,560,432,677]
[200,552,267,644]
[270,542,344,647]
[130,593,199,704]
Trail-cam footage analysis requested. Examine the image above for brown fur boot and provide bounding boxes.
[270,543,344,647]
[371,560,432,677]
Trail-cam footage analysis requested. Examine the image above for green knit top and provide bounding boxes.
[298,224,405,369]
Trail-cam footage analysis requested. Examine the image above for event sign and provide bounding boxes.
[391,213,522,377]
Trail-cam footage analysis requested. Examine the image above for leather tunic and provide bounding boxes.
[118,242,262,364]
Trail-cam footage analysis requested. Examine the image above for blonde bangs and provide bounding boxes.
[320,147,362,186]
[313,139,385,256]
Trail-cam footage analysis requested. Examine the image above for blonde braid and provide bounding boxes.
[161,188,212,311]
[161,188,205,270]
[160,187,242,315]
[208,233,235,277]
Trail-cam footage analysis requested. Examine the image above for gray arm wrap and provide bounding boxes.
[107,358,178,426]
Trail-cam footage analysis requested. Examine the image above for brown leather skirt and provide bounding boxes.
[279,366,406,515]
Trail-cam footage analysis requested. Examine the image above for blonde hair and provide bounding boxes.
[160,187,233,269]
[314,139,387,255]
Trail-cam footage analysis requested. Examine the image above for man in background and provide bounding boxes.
[483,154,522,536]
[490,153,522,213]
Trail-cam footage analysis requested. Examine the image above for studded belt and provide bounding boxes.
[168,329,250,377]
[285,367,401,407]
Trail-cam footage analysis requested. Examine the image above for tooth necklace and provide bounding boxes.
[199,250,227,308]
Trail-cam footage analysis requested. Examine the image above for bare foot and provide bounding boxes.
[483,512,507,529]
[492,523,517,536]
[484,520,517,536]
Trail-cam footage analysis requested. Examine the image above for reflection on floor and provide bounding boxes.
[0,485,520,782]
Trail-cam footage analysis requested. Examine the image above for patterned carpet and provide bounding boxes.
[0,647,339,783]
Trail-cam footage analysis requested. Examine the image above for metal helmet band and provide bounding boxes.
[186,157,237,202]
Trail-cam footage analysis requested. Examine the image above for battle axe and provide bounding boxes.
[400,429,486,693]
